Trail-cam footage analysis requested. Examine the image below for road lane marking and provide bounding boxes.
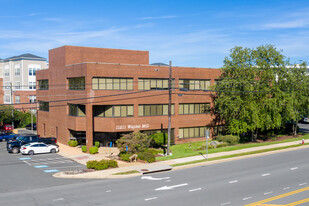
[34,165,48,168]
[264,191,273,195]
[43,169,59,173]
[145,197,157,201]
[283,187,290,190]
[220,202,231,205]
[290,167,298,170]
[155,183,188,191]
[19,157,31,160]
[243,197,252,200]
[262,173,271,177]
[244,186,309,206]
[23,161,32,165]
[141,176,170,181]
[299,182,307,186]
[229,180,238,184]
[165,180,171,182]
[189,188,201,192]
[286,198,309,206]
[106,190,111,192]
[52,198,64,202]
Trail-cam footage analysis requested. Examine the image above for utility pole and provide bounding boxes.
[167,61,172,156]
[10,82,14,128]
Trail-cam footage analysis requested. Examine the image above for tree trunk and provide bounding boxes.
[293,122,297,136]
[251,129,258,142]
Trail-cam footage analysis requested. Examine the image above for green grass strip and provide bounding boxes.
[112,170,140,175]
[171,143,309,167]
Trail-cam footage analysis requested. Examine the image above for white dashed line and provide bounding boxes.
[290,167,298,170]
[229,180,238,184]
[262,173,270,177]
[299,183,307,186]
[165,180,171,182]
[264,191,273,195]
[283,187,290,190]
[145,197,157,201]
[189,188,202,192]
[106,190,111,193]
[243,197,252,201]
[52,198,64,202]
[220,202,231,206]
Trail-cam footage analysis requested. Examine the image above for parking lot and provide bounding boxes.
[0,142,90,193]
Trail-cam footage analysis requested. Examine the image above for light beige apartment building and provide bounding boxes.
[0,54,47,111]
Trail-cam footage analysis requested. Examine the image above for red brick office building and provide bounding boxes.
[36,46,221,148]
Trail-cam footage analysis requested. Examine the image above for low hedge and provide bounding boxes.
[87,159,118,170]
[89,146,98,154]
[216,135,240,145]
[138,151,155,163]
[68,140,78,147]
[81,145,87,153]
[119,153,131,162]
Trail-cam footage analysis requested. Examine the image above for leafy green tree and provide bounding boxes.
[214,45,290,141]
[116,131,152,154]
[0,106,36,128]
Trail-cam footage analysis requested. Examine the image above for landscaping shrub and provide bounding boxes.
[89,146,98,154]
[68,140,78,147]
[95,141,100,148]
[216,135,240,145]
[216,142,229,148]
[145,148,163,155]
[119,153,131,162]
[116,131,152,153]
[196,145,214,151]
[86,159,118,170]
[81,145,87,153]
[138,151,156,163]
[150,132,166,148]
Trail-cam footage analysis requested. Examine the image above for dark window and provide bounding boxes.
[39,102,49,112]
[68,77,85,90]
[38,80,49,90]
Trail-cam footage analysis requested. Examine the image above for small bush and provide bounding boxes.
[68,140,78,147]
[81,145,87,153]
[150,132,166,148]
[216,135,240,145]
[86,159,118,170]
[216,142,229,148]
[138,151,156,163]
[89,146,98,154]
[119,153,131,162]
[145,148,163,155]
[95,141,100,148]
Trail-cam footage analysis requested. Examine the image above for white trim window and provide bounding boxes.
[29,82,36,90]
[29,95,36,103]
[4,95,10,104]
[15,81,21,90]
[15,95,20,104]
[15,65,21,76]
[4,65,10,77]
[4,82,10,90]
[29,68,38,76]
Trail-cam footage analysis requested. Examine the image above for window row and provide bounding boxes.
[92,78,133,90]
[179,79,210,90]
[138,104,175,116]
[69,104,86,117]
[179,126,210,139]
[94,105,134,117]
[138,78,175,90]
[179,103,210,115]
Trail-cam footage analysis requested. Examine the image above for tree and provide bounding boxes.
[0,106,36,128]
[214,45,293,141]
[116,131,152,154]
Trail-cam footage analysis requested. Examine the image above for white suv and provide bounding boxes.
[20,142,59,155]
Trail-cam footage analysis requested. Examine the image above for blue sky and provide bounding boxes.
[1,0,309,68]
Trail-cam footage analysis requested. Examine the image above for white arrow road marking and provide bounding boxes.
[229,180,238,184]
[262,173,270,177]
[141,176,170,181]
[290,167,298,170]
[145,197,157,201]
[155,183,188,191]
[189,188,202,192]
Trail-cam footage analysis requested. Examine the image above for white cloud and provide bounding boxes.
[263,19,309,29]
[138,15,177,20]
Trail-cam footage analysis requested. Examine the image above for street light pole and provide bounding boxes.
[167,60,172,156]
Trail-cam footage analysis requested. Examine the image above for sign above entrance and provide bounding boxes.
[116,124,150,130]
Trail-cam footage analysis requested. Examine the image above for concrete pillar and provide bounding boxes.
[86,104,93,149]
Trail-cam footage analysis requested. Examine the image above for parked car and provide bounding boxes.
[7,135,57,154]
[20,142,59,155]
[301,117,309,124]
[0,132,18,142]
[26,123,37,130]
[0,124,13,132]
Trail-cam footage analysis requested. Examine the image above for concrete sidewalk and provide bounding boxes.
[54,139,309,179]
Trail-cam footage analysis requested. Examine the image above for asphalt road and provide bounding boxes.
[0,143,309,206]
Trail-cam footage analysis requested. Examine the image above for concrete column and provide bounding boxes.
[86,104,93,149]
